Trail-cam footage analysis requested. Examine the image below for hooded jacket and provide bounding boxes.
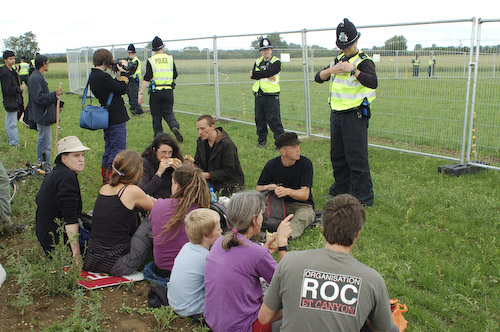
[194,127,245,195]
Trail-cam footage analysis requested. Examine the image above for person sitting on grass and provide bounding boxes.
[35,136,90,265]
[258,194,399,332]
[167,208,222,319]
[140,133,183,199]
[143,165,210,287]
[83,150,155,276]
[203,191,293,332]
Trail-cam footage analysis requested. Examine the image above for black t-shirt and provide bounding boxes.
[257,156,314,206]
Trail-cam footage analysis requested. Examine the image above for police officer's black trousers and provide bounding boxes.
[149,89,179,138]
[330,109,374,206]
[254,94,284,144]
[127,78,143,114]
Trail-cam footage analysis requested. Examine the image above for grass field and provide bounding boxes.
[1,63,499,331]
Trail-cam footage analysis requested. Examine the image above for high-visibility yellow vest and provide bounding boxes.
[252,56,281,94]
[412,59,420,66]
[148,53,174,90]
[30,59,35,67]
[329,52,376,111]
[18,62,29,76]
[130,56,141,78]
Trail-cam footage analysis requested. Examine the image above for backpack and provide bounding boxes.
[260,190,286,232]
[210,202,228,232]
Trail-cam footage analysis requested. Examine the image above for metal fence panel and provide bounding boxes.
[66,18,500,170]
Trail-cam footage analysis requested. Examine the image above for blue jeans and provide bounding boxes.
[143,261,169,288]
[37,124,52,165]
[102,123,127,167]
[5,111,19,146]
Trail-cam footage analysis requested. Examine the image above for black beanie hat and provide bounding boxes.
[336,18,361,49]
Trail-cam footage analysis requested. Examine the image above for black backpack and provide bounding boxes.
[260,190,286,232]
[210,202,228,232]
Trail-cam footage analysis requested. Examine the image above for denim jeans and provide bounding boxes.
[102,123,127,167]
[143,261,169,288]
[37,124,52,165]
[5,111,19,146]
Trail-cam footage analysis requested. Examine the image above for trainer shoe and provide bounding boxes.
[256,142,266,148]
[172,128,184,143]
[1,223,26,237]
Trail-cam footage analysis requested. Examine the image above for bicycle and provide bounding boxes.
[8,162,52,202]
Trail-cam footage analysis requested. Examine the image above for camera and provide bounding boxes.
[111,58,137,77]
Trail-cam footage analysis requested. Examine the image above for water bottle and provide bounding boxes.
[210,187,217,203]
[361,98,370,118]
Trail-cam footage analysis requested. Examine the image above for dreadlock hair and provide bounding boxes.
[109,150,143,186]
[161,165,210,237]
[221,191,265,251]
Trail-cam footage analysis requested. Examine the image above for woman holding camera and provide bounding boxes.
[140,133,184,199]
[89,48,130,184]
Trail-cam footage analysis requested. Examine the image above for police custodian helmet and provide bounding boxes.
[152,36,164,51]
[259,38,273,50]
[336,18,361,49]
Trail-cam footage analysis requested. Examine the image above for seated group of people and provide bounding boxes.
[34,115,397,332]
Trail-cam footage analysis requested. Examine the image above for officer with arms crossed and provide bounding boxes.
[126,44,143,116]
[315,18,377,207]
[258,194,399,332]
[138,36,183,142]
[250,38,285,148]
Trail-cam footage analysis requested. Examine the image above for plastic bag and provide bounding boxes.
[390,299,408,331]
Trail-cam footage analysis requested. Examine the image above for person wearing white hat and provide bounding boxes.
[35,136,90,265]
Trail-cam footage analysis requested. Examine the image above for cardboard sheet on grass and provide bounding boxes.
[78,271,144,290]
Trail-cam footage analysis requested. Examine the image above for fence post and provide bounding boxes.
[213,36,221,120]
[301,29,311,136]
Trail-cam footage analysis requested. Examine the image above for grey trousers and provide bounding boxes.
[285,201,315,239]
[110,219,152,276]
[0,159,13,231]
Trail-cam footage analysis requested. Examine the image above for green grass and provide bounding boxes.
[1,65,500,331]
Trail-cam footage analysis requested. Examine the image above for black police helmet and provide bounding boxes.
[336,18,361,50]
[127,44,136,53]
[259,38,273,50]
[152,36,164,51]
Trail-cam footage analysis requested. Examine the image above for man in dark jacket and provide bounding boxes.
[0,50,25,146]
[194,114,244,196]
[27,55,62,166]
[36,136,90,264]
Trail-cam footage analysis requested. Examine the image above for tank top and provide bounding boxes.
[90,185,139,246]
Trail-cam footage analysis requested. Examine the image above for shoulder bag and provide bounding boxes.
[80,76,113,130]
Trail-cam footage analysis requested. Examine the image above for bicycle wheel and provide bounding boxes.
[9,179,18,202]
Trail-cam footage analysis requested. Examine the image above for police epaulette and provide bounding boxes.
[359,52,368,59]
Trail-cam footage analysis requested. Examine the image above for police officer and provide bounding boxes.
[126,44,143,116]
[250,38,284,148]
[315,18,377,206]
[412,55,420,77]
[17,56,30,85]
[138,36,183,142]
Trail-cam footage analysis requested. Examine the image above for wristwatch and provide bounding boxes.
[278,245,290,252]
[351,68,357,76]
